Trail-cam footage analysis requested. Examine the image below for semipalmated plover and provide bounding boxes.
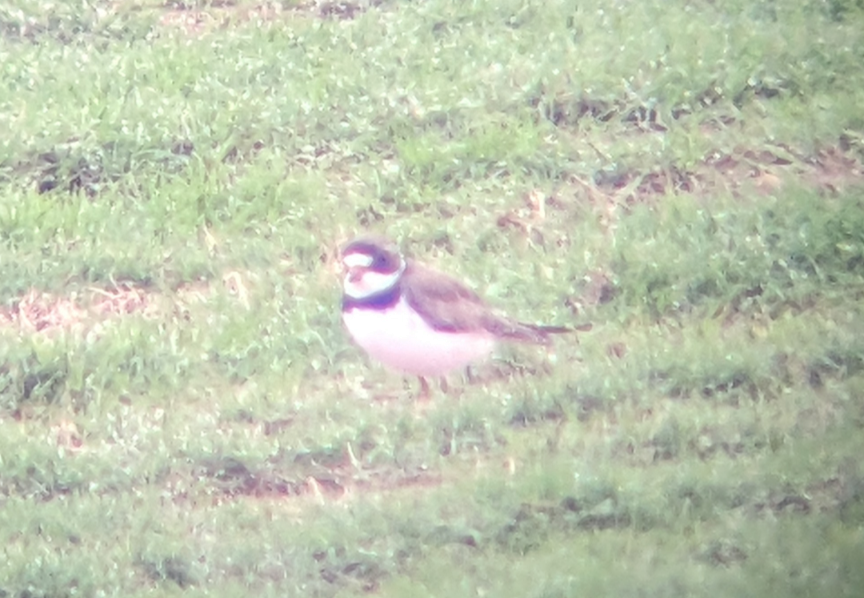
[340,236,575,395]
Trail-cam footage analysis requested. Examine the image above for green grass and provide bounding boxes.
[1,0,864,595]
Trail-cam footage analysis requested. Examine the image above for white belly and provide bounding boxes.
[342,297,496,377]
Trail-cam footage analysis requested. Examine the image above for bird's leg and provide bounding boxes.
[417,376,431,401]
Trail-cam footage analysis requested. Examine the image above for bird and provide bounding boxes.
[339,236,575,397]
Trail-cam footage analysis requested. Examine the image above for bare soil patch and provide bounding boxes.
[0,271,253,335]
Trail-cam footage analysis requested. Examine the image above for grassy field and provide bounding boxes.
[1,0,863,595]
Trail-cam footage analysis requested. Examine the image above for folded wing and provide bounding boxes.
[402,261,569,344]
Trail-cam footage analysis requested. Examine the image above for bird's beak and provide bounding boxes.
[346,266,365,284]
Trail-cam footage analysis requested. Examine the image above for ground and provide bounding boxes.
[0,0,863,596]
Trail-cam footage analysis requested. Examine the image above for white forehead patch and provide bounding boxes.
[343,252,374,268]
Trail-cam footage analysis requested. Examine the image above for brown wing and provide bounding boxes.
[401,261,491,333]
[402,261,569,344]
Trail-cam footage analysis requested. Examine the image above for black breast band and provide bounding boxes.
[342,284,401,311]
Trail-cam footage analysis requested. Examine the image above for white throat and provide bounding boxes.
[343,256,406,299]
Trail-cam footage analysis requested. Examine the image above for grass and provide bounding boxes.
[1,0,863,595]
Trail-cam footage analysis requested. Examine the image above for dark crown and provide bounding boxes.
[341,237,403,274]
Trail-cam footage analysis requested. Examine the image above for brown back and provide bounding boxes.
[401,261,565,344]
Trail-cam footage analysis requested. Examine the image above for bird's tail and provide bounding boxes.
[491,320,591,345]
